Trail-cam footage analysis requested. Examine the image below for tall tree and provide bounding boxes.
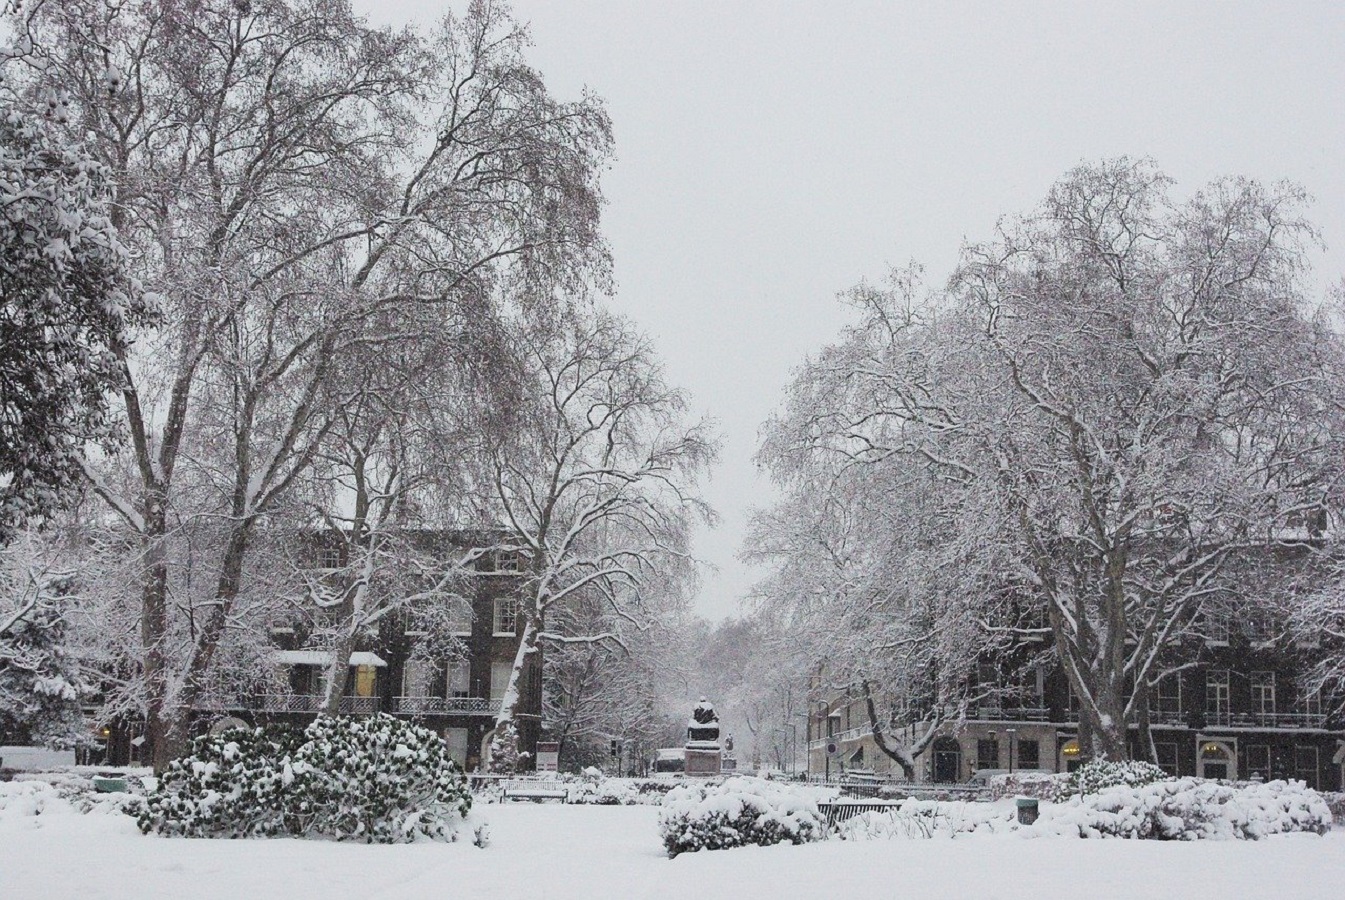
[480,310,716,770]
[755,159,1345,762]
[8,0,612,768]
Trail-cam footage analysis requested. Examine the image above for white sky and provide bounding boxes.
[354,0,1345,621]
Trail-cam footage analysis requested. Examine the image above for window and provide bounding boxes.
[490,660,513,701]
[976,738,999,770]
[447,658,470,698]
[1297,688,1323,718]
[1250,672,1275,718]
[1245,744,1270,781]
[1243,616,1275,646]
[443,727,469,767]
[493,596,517,635]
[1203,612,1231,645]
[316,545,342,570]
[495,549,525,572]
[1295,746,1319,790]
[403,658,432,697]
[1154,741,1178,777]
[1205,670,1230,724]
[1150,674,1182,719]
[1018,666,1044,707]
[1016,739,1040,770]
[446,597,473,636]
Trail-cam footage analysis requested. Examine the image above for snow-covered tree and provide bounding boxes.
[7,0,612,769]
[480,310,716,770]
[0,105,146,536]
[754,159,1345,763]
[0,533,91,747]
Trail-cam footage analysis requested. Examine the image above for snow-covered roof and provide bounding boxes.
[272,650,387,667]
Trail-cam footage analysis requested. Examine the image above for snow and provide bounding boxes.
[2,780,1343,899]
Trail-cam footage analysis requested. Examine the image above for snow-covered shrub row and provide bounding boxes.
[837,800,1011,840]
[0,778,142,824]
[987,771,1067,801]
[658,776,826,856]
[139,715,472,843]
[1060,758,1170,798]
[1041,778,1332,840]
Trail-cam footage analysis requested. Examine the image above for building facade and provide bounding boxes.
[106,532,541,771]
[807,625,1344,791]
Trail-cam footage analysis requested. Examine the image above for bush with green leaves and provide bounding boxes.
[138,724,308,838]
[1060,758,1170,798]
[139,715,471,843]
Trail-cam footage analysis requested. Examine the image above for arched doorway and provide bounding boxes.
[1198,739,1236,780]
[932,737,961,784]
[1060,738,1082,773]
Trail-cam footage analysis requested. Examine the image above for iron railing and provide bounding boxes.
[393,696,501,716]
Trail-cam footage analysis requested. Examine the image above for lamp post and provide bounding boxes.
[1006,728,1017,774]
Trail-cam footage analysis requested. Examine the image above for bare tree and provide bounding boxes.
[9,0,612,768]
[479,311,716,770]
[755,159,1345,762]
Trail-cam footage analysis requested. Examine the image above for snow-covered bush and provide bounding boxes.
[292,715,472,842]
[987,771,1067,801]
[138,724,307,838]
[658,776,825,856]
[1039,778,1331,840]
[139,715,472,843]
[836,800,1010,840]
[1060,758,1170,798]
[566,778,638,805]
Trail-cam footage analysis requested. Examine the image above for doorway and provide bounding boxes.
[1198,739,1235,780]
[932,737,962,783]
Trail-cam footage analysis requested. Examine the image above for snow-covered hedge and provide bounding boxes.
[987,771,1067,801]
[1042,778,1332,840]
[139,715,472,843]
[837,779,1332,841]
[1060,758,1170,798]
[658,776,826,856]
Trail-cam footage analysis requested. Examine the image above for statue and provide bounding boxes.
[684,696,723,776]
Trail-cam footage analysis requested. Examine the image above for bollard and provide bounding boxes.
[1015,796,1038,825]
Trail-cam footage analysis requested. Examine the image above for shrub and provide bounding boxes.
[139,715,472,843]
[138,724,306,838]
[658,776,825,857]
[1060,758,1170,798]
[1040,778,1331,839]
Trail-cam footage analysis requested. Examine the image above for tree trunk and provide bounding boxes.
[140,489,172,771]
[322,621,358,717]
[862,681,917,781]
[153,521,254,771]
[489,616,540,773]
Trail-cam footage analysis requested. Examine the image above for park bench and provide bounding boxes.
[502,779,569,803]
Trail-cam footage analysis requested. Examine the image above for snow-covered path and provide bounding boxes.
[2,800,1342,899]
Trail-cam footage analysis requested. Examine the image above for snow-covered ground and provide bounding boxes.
[2,794,1342,899]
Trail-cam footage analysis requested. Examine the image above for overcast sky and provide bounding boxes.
[354,0,1345,622]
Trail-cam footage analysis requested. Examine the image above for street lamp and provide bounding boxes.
[1006,728,1017,774]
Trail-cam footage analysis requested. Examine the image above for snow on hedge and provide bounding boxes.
[1040,778,1332,840]
[837,779,1331,842]
[658,776,826,856]
[138,715,474,843]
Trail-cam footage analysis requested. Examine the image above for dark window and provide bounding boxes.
[1205,670,1229,724]
[1150,675,1181,716]
[1295,746,1319,790]
[1245,744,1270,781]
[976,738,999,770]
[316,545,342,570]
[1250,673,1275,718]
[1016,739,1039,770]
[1154,741,1178,777]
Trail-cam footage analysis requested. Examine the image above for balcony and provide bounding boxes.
[194,695,380,715]
[1227,711,1328,730]
[968,705,1049,722]
[393,696,500,716]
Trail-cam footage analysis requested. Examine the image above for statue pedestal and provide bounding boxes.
[684,743,722,777]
